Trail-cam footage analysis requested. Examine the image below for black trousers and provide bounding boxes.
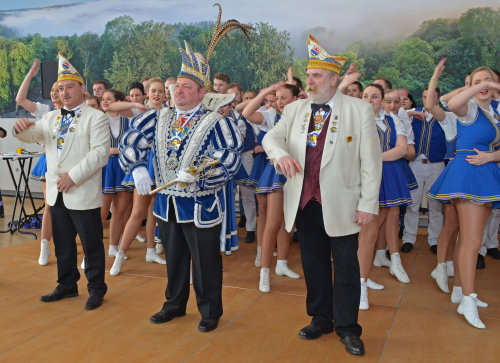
[295,200,362,338]
[157,202,223,320]
[50,193,107,297]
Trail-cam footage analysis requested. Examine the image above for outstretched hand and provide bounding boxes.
[14,118,34,133]
[432,57,447,80]
[338,63,361,93]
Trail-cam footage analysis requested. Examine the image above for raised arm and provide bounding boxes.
[448,81,500,117]
[109,101,148,118]
[15,58,40,114]
[242,82,285,125]
[338,63,361,94]
[425,58,447,121]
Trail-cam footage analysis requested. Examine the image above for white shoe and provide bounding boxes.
[373,249,391,267]
[259,268,270,293]
[146,248,166,264]
[457,293,486,329]
[81,258,86,270]
[367,278,384,290]
[110,250,125,276]
[273,251,277,257]
[359,278,369,310]
[255,246,261,268]
[108,245,118,257]
[390,253,410,283]
[446,261,454,277]
[135,233,146,243]
[275,260,299,279]
[155,243,164,255]
[451,286,488,307]
[431,263,449,293]
[38,239,51,266]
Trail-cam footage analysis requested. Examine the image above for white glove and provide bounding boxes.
[132,167,152,195]
[176,168,196,184]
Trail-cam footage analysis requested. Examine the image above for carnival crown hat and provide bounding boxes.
[57,52,84,84]
[306,34,346,75]
[177,3,253,90]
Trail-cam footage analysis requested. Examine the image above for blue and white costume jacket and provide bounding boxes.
[119,103,243,228]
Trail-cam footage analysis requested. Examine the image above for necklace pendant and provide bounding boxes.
[166,155,179,170]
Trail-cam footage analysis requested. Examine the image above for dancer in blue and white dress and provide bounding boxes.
[243,82,301,293]
[358,84,412,310]
[15,58,64,266]
[99,90,134,262]
[427,66,500,329]
[109,79,166,276]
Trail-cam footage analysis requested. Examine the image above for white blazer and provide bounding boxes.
[262,92,382,237]
[15,103,110,210]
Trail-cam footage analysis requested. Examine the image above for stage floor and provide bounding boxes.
[0,196,499,362]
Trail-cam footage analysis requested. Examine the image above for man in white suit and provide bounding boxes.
[14,53,110,310]
[262,35,382,356]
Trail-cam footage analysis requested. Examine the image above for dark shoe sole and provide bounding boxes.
[298,326,334,340]
[150,311,186,324]
[198,321,219,332]
[340,337,365,356]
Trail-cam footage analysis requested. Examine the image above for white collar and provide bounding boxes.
[176,103,202,116]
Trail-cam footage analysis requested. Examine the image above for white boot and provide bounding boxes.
[367,278,384,290]
[451,286,488,307]
[38,239,51,266]
[390,253,410,283]
[146,248,166,264]
[255,246,261,268]
[108,245,119,257]
[457,293,486,329]
[373,249,391,267]
[446,261,454,277]
[155,243,164,255]
[259,267,270,293]
[359,278,369,310]
[431,263,450,293]
[135,233,146,243]
[275,260,299,279]
[80,258,86,270]
[110,250,125,276]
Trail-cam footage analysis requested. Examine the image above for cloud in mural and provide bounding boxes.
[1,0,498,55]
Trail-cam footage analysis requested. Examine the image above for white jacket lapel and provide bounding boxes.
[321,93,343,169]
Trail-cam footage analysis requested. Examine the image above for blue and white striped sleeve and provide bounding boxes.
[198,116,243,189]
[119,109,158,174]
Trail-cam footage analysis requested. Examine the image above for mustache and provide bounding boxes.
[305,85,317,93]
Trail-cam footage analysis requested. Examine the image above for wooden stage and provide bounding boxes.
[0,196,499,362]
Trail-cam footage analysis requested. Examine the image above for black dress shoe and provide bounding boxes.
[298,323,334,340]
[476,254,485,269]
[40,288,78,302]
[245,231,256,243]
[487,248,500,260]
[198,318,219,332]
[430,245,437,254]
[401,242,413,253]
[150,309,186,324]
[340,335,365,356]
[85,293,103,310]
[238,215,246,228]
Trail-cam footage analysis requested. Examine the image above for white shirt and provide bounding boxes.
[32,102,52,120]
[375,110,405,135]
[398,107,415,144]
[459,99,498,125]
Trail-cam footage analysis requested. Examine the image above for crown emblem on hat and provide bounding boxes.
[178,3,253,90]
[57,52,84,84]
[307,34,346,75]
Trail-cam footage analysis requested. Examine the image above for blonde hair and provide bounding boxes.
[469,66,494,83]
[146,77,164,91]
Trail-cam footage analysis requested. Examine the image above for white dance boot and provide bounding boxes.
[457,293,486,329]
[108,245,118,257]
[373,249,391,267]
[431,263,449,293]
[446,261,454,277]
[259,267,270,293]
[367,278,384,290]
[135,233,146,243]
[38,239,51,266]
[451,286,488,307]
[255,246,261,268]
[275,260,299,279]
[389,253,410,283]
[155,243,164,255]
[146,248,166,264]
[359,278,369,310]
[110,250,125,276]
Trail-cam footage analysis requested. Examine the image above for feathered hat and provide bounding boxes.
[57,52,84,84]
[178,3,253,90]
[306,34,346,75]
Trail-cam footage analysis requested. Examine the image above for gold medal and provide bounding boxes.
[173,119,182,127]
[314,114,323,123]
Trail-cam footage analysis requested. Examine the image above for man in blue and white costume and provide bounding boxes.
[119,38,243,332]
